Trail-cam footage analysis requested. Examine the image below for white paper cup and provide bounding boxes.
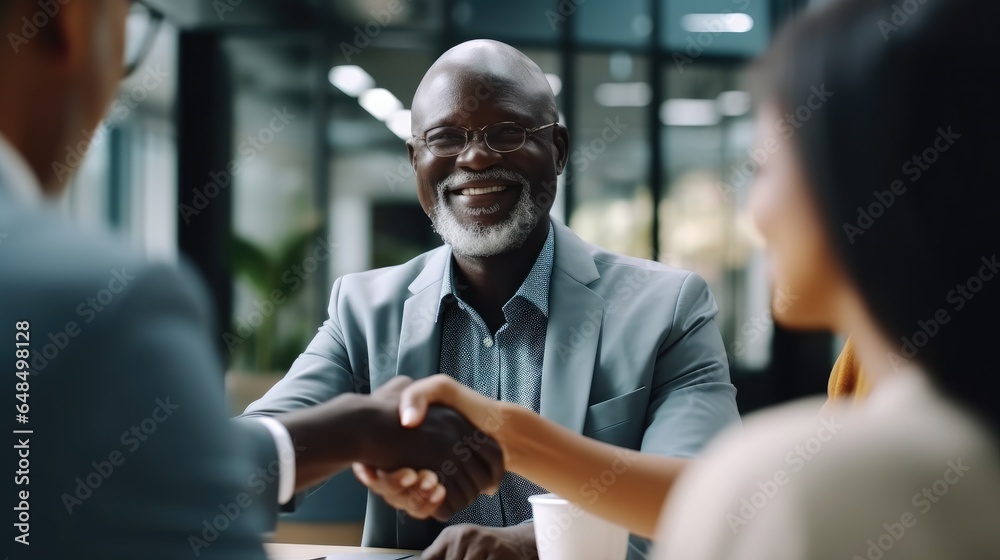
[528,493,629,560]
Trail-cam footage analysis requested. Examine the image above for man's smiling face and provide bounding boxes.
[407,42,567,258]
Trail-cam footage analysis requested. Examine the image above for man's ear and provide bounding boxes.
[39,0,95,78]
[406,139,417,173]
[553,123,569,174]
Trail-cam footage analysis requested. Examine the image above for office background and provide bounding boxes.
[64,0,834,543]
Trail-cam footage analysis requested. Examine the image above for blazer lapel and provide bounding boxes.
[540,221,604,433]
[394,247,450,382]
[394,247,452,548]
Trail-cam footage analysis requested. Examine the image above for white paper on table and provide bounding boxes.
[319,554,418,560]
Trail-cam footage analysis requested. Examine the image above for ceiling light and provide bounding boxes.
[328,65,374,97]
[386,109,411,140]
[594,82,652,107]
[358,88,403,121]
[660,99,720,126]
[717,90,753,116]
[545,73,562,96]
[680,13,754,33]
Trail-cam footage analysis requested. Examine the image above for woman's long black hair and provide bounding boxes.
[760,0,1000,435]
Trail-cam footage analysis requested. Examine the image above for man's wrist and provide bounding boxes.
[278,392,368,476]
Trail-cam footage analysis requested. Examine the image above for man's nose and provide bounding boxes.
[455,130,502,170]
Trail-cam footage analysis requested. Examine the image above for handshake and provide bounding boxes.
[274,376,512,521]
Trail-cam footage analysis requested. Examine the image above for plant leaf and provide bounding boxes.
[273,222,326,289]
[230,235,273,295]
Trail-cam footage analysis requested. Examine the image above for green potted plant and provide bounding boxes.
[227,222,369,541]
[225,221,324,414]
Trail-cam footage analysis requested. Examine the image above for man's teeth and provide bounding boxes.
[458,185,508,196]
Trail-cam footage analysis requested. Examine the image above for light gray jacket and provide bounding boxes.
[245,219,741,550]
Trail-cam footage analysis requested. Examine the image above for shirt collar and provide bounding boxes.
[0,132,44,207]
[436,222,555,321]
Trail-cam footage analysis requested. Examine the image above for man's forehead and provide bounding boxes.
[421,67,504,95]
[416,65,527,104]
[411,42,556,129]
[412,70,540,127]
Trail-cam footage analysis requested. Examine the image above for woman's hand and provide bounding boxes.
[399,374,514,449]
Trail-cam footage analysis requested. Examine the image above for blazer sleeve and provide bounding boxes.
[641,272,741,458]
[241,276,362,417]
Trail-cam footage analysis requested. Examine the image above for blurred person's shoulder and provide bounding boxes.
[3,202,146,279]
[0,202,211,326]
[655,373,1000,560]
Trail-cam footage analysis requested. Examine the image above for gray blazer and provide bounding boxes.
[0,182,278,559]
[244,219,740,550]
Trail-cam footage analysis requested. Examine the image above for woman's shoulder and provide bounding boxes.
[686,373,998,495]
[655,377,1000,560]
[653,397,834,559]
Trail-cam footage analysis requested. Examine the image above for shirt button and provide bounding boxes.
[483,337,494,348]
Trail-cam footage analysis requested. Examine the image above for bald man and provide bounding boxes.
[244,40,740,559]
[0,2,501,558]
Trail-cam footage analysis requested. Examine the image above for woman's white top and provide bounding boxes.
[654,371,1000,559]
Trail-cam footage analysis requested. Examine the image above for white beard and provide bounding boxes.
[430,168,542,258]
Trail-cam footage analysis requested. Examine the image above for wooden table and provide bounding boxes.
[266,542,421,559]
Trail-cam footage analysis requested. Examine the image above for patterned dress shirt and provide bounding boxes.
[436,223,554,527]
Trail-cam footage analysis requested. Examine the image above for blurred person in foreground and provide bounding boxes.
[364,0,1000,557]
[0,1,501,558]
[242,38,740,558]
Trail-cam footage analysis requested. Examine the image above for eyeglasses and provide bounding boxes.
[412,121,558,158]
[123,0,164,78]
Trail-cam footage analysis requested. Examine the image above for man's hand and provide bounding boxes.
[422,524,538,560]
[277,377,503,519]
